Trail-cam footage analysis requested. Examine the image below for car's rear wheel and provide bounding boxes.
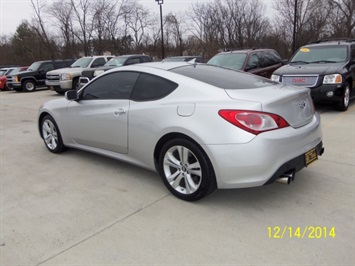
[22,80,36,92]
[158,138,216,201]
[41,115,66,153]
[336,82,350,111]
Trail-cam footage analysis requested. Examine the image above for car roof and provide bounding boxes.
[305,39,355,47]
[131,61,195,71]
[113,54,150,59]
[217,48,275,55]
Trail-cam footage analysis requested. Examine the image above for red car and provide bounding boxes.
[0,66,28,90]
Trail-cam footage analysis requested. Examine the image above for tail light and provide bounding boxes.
[218,110,289,135]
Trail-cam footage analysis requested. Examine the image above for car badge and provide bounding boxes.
[299,101,307,109]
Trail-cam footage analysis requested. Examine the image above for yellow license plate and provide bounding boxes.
[305,148,318,166]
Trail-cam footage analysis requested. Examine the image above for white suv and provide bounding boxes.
[46,55,114,94]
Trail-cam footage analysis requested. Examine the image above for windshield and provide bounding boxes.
[0,70,6,76]
[71,58,93,68]
[28,62,41,71]
[207,53,247,70]
[291,45,348,63]
[104,57,127,67]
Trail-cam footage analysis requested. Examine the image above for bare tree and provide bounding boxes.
[185,0,270,58]
[328,0,355,37]
[272,0,331,56]
[164,12,185,55]
[48,0,76,58]
[30,0,57,59]
[70,0,95,56]
[123,1,153,51]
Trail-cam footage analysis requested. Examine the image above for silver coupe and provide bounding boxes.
[38,62,324,201]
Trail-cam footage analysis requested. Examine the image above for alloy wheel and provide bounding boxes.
[163,145,202,195]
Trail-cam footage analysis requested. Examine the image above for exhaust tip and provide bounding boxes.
[275,171,295,185]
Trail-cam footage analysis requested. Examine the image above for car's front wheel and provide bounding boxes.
[158,138,216,201]
[41,115,67,153]
[22,80,36,92]
[336,82,350,111]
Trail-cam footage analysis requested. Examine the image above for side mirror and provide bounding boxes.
[282,59,289,64]
[65,90,79,101]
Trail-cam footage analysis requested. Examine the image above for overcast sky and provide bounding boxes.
[0,0,274,36]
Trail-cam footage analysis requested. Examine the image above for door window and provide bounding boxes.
[126,58,140,65]
[81,72,139,100]
[91,58,106,67]
[246,54,260,69]
[41,63,54,72]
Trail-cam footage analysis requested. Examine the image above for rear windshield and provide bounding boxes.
[169,64,276,90]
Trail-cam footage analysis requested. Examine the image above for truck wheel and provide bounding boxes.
[72,78,79,90]
[336,82,350,111]
[22,80,36,92]
[54,88,65,95]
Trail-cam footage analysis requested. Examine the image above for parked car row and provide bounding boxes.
[4,38,355,111]
[78,54,152,88]
[0,66,28,90]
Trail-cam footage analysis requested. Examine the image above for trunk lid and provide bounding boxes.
[225,84,314,128]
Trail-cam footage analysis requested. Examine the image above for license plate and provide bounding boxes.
[305,148,318,166]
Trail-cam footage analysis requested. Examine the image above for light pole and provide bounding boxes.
[155,0,165,59]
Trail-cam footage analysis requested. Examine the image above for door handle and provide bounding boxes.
[113,108,126,116]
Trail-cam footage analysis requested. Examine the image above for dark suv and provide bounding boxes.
[271,39,355,111]
[7,59,74,92]
[207,48,283,78]
[79,54,152,87]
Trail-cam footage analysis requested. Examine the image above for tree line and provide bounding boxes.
[0,0,354,66]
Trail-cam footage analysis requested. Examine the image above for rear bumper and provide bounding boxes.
[264,141,324,185]
[203,113,323,189]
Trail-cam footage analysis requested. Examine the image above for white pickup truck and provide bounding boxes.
[46,55,114,94]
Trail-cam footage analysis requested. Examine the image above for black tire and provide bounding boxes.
[41,115,67,153]
[22,80,36,92]
[158,138,216,201]
[72,78,79,90]
[55,90,65,95]
[335,82,350,111]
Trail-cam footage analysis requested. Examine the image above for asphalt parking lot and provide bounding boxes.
[1,88,354,265]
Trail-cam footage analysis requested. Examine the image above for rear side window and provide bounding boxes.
[92,58,106,67]
[170,65,276,89]
[131,73,178,101]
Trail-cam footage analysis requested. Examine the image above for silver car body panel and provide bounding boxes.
[39,62,323,189]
